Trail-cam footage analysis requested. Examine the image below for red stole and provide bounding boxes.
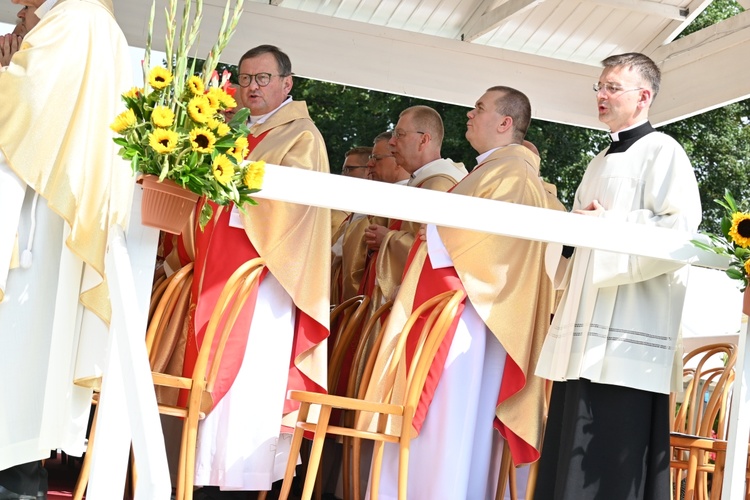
[177,129,327,416]
[358,218,403,297]
[404,239,538,465]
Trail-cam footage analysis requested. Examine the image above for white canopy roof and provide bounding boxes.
[1,0,748,128]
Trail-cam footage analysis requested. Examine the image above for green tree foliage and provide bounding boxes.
[662,0,750,233]
[292,79,477,171]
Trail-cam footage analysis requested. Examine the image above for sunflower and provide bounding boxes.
[216,88,237,108]
[187,95,212,124]
[205,88,222,110]
[189,127,217,154]
[230,136,249,162]
[151,106,175,128]
[148,129,179,154]
[207,117,229,135]
[123,87,142,99]
[212,154,235,185]
[729,212,750,248]
[110,108,136,133]
[244,160,265,190]
[187,76,205,95]
[215,123,231,137]
[149,67,173,90]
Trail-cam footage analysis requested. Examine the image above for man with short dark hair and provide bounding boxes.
[340,146,371,179]
[361,86,562,498]
[535,52,702,500]
[184,44,331,494]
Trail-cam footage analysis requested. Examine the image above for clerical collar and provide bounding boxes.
[248,96,292,126]
[606,121,655,156]
[36,0,59,19]
[476,147,501,165]
[474,143,522,165]
[410,158,442,179]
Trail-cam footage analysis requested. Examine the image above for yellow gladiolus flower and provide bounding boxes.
[212,154,235,185]
[148,129,179,154]
[729,212,750,248]
[244,160,265,190]
[187,95,212,124]
[151,106,175,128]
[110,108,136,133]
[187,76,205,95]
[189,127,216,154]
[149,67,173,90]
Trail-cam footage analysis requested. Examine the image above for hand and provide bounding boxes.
[0,34,22,67]
[363,224,388,251]
[417,224,427,242]
[573,199,605,217]
[11,0,45,7]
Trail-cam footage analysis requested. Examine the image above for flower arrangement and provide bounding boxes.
[110,0,264,228]
[692,190,750,292]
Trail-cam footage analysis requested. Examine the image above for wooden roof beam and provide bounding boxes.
[461,0,543,42]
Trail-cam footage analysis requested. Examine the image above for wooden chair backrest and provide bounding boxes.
[328,295,370,393]
[358,290,464,435]
[351,300,394,400]
[146,262,195,371]
[674,342,736,438]
[192,258,266,397]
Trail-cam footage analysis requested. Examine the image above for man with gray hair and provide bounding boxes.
[535,52,701,499]
[361,107,467,304]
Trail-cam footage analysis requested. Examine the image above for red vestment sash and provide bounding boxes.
[358,218,403,298]
[405,229,538,465]
[177,129,327,417]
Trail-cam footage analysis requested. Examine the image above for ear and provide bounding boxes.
[496,115,513,134]
[282,75,293,94]
[637,88,652,109]
[418,132,431,152]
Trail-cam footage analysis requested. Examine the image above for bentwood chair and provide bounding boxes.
[344,300,394,500]
[308,294,369,500]
[279,289,465,500]
[153,258,265,500]
[670,342,737,500]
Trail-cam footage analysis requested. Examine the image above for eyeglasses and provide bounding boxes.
[391,129,425,140]
[343,165,369,173]
[368,154,394,162]
[592,83,643,95]
[237,73,287,88]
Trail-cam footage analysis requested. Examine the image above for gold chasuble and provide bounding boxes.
[359,145,563,465]
[240,102,331,425]
[0,0,133,320]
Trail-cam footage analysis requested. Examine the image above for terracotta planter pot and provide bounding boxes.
[139,174,200,234]
[744,287,750,316]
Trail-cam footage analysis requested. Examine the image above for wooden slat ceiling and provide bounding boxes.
[1,0,748,129]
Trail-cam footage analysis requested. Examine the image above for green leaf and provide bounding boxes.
[726,268,745,280]
[199,201,213,230]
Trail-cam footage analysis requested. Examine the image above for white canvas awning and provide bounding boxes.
[1,0,748,129]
